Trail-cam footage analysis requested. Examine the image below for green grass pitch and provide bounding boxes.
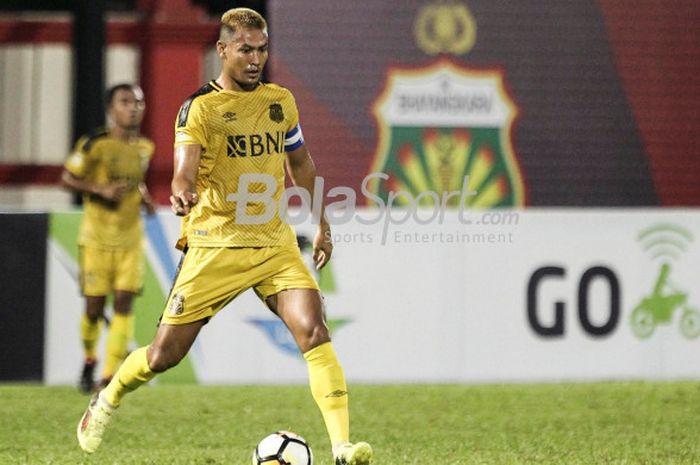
[1,382,699,464]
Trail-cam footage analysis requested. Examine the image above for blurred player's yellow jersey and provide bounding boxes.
[174,80,304,248]
[64,128,154,249]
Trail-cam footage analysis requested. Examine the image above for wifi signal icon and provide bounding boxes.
[638,223,694,261]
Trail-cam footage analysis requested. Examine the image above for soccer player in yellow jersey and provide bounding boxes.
[62,83,156,394]
[77,8,372,465]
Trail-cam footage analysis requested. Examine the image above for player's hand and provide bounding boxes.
[170,190,198,216]
[97,181,128,201]
[312,224,333,270]
[143,200,157,216]
[139,183,157,216]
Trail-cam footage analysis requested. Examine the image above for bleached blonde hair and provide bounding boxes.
[220,7,267,39]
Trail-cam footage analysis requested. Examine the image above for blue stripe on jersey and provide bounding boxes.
[284,124,305,152]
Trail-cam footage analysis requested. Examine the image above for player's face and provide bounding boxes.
[109,87,145,130]
[220,27,268,91]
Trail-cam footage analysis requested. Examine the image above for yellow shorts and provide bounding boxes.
[79,244,144,296]
[161,245,319,325]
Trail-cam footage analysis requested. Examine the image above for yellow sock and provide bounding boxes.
[304,342,349,447]
[102,345,154,407]
[80,313,102,360]
[101,313,134,380]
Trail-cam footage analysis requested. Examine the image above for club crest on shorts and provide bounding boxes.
[269,103,284,123]
[367,60,525,207]
[168,292,185,316]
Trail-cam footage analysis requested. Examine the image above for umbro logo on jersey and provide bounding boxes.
[223,111,237,122]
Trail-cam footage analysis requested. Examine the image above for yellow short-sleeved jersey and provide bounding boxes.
[174,80,303,248]
[64,128,154,249]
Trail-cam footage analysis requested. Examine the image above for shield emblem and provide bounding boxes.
[368,60,525,207]
[269,103,284,123]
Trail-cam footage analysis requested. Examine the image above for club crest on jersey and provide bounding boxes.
[269,103,284,123]
[168,293,185,316]
[368,60,525,207]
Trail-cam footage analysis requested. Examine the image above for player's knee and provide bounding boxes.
[85,297,106,320]
[112,305,132,315]
[298,323,330,353]
[113,293,134,314]
[147,346,183,373]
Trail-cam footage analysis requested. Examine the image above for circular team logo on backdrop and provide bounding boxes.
[368,60,525,207]
[414,1,477,56]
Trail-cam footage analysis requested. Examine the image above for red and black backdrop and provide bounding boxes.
[0,0,697,207]
[268,0,699,206]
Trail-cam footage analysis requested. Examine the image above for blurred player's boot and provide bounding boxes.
[79,358,96,394]
[334,441,373,465]
[94,376,112,393]
[76,392,116,453]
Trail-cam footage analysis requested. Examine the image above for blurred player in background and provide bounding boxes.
[61,83,156,394]
[76,8,372,465]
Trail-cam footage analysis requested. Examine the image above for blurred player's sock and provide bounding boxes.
[79,313,102,393]
[304,342,350,447]
[101,345,154,407]
[101,313,134,380]
[80,313,103,360]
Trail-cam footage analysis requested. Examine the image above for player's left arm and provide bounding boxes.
[138,142,157,215]
[286,145,332,269]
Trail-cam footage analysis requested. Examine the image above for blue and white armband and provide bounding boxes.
[284,124,305,152]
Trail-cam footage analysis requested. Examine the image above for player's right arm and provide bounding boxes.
[61,136,127,202]
[170,84,216,216]
[172,87,209,216]
[61,171,127,202]
[170,144,200,216]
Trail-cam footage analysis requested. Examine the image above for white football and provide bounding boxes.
[252,431,313,465]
